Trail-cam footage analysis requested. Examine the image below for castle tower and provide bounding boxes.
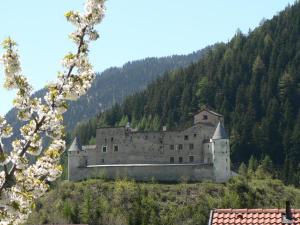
[211,122,231,183]
[68,137,86,180]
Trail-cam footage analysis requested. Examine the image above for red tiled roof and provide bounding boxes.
[210,209,300,225]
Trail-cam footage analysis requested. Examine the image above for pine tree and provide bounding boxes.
[248,156,258,175]
[80,191,93,224]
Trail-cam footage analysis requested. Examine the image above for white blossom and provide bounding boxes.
[0,116,12,139]
[0,153,10,166]
[0,0,105,223]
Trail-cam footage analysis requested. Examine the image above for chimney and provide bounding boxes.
[286,201,293,220]
[282,201,293,224]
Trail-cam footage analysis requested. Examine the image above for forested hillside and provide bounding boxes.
[73,2,300,185]
[4,49,207,145]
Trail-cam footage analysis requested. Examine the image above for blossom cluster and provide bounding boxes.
[0,0,105,224]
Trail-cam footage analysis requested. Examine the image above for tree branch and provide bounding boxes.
[56,26,88,100]
[0,26,89,192]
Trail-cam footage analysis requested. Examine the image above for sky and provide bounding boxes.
[0,0,296,115]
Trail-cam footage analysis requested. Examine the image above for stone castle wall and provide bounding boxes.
[89,122,216,165]
[68,163,214,182]
[68,109,231,183]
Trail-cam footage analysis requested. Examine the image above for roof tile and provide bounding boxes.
[210,208,300,225]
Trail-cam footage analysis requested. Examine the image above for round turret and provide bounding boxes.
[211,122,230,183]
[68,137,82,152]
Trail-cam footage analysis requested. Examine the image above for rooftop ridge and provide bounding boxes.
[213,208,300,213]
[198,108,223,117]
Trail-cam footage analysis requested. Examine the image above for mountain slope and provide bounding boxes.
[4,49,208,143]
[64,51,208,130]
[74,2,300,185]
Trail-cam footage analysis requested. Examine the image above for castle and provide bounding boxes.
[68,109,233,183]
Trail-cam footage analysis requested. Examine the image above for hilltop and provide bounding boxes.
[26,173,300,225]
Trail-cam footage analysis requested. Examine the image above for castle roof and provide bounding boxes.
[68,137,82,152]
[198,108,223,117]
[212,122,228,140]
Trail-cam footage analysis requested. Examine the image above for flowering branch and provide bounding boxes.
[0,0,105,223]
[0,144,9,177]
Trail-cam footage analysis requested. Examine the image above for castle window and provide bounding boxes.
[102,145,107,153]
[189,156,194,163]
[101,159,104,163]
[203,115,208,120]
[189,143,194,150]
[170,157,174,163]
[184,135,189,140]
[194,133,197,137]
[178,144,183,150]
[179,157,183,163]
[170,145,174,150]
[114,145,119,152]
[111,137,114,142]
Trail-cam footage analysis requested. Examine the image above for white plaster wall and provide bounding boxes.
[212,139,230,183]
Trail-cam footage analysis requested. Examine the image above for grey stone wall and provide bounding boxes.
[69,163,214,182]
[89,122,216,166]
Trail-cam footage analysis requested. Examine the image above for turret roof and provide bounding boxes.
[68,137,82,151]
[212,122,228,140]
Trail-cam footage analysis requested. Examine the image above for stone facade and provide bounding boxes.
[68,109,232,183]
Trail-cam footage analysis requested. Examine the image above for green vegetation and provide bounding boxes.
[73,2,300,185]
[27,165,300,225]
